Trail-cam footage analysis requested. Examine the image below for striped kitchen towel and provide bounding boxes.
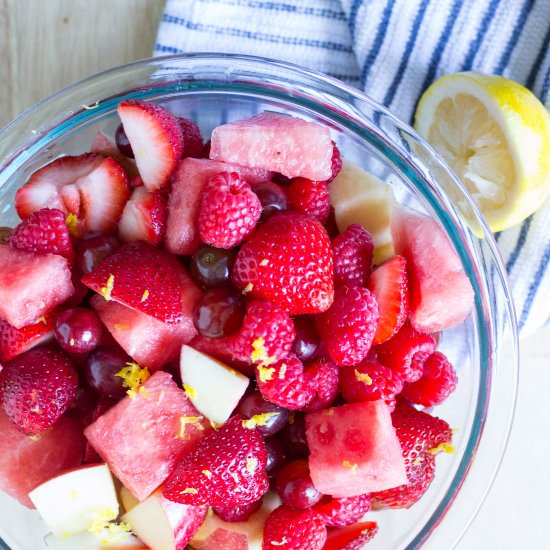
[155,0,550,336]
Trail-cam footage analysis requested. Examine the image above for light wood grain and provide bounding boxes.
[0,0,165,128]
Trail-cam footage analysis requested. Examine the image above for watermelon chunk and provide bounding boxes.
[165,158,272,255]
[0,245,73,328]
[84,371,212,501]
[0,409,85,508]
[91,279,198,372]
[305,401,407,497]
[391,206,474,333]
[210,112,333,181]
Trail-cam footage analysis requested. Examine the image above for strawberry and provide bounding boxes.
[314,493,372,528]
[323,521,378,549]
[302,359,339,412]
[15,154,130,234]
[163,415,269,507]
[213,498,263,522]
[232,212,334,315]
[90,130,138,177]
[82,242,195,325]
[177,116,204,159]
[315,286,380,366]
[117,100,183,191]
[118,187,167,245]
[227,300,295,366]
[0,346,78,435]
[256,354,315,410]
[402,351,457,406]
[372,401,453,509]
[285,178,330,223]
[7,208,74,261]
[375,322,436,383]
[340,359,404,404]
[198,172,262,249]
[262,505,327,550]
[332,224,374,288]
[0,315,56,363]
[368,255,409,344]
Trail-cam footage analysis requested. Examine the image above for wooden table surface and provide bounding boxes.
[0,2,548,549]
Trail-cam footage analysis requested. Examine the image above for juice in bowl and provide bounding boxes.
[0,54,518,550]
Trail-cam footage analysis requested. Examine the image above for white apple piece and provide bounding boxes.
[29,463,119,538]
[180,345,249,424]
[119,485,140,513]
[122,489,206,550]
[191,492,281,550]
[44,529,145,549]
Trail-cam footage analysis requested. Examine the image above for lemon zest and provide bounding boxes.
[178,416,204,438]
[35,316,47,325]
[242,282,254,294]
[260,259,269,267]
[429,443,455,455]
[242,412,278,429]
[278,363,287,379]
[271,538,288,546]
[82,100,100,110]
[87,507,117,534]
[246,457,258,474]
[354,369,372,385]
[100,274,115,301]
[257,364,275,383]
[342,460,358,474]
[114,323,129,330]
[29,434,41,442]
[184,384,197,399]
[202,469,212,478]
[141,289,150,302]
[182,488,198,494]
[65,214,80,237]
[115,362,150,399]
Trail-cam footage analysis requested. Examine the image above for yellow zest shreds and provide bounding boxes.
[184,384,197,400]
[452,427,460,435]
[35,316,47,325]
[278,364,287,379]
[29,434,41,442]
[343,460,358,474]
[242,412,278,429]
[182,488,198,495]
[354,369,373,385]
[202,469,212,478]
[246,457,258,475]
[251,337,267,363]
[141,289,150,302]
[178,416,205,439]
[87,507,117,533]
[114,323,129,330]
[70,338,75,346]
[65,213,80,237]
[138,386,150,400]
[210,419,221,429]
[271,538,289,546]
[100,274,115,301]
[257,364,275,383]
[242,282,254,294]
[260,259,269,267]
[82,100,100,110]
[429,443,455,455]
[413,456,424,466]
[115,362,150,399]
[99,522,132,545]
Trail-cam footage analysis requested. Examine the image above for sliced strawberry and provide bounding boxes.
[15,154,130,233]
[118,187,167,245]
[7,208,74,261]
[368,255,409,344]
[0,315,56,363]
[323,521,378,549]
[82,242,195,324]
[117,100,183,191]
[91,130,138,177]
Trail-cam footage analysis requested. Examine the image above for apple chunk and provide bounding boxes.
[180,345,249,424]
[28,463,119,538]
[122,490,206,550]
[120,485,140,513]
[44,530,146,550]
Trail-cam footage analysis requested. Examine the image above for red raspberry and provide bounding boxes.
[163,415,269,507]
[340,359,404,403]
[214,497,263,522]
[227,300,295,366]
[198,172,261,249]
[232,212,334,315]
[375,322,436,383]
[262,505,327,550]
[285,178,330,223]
[402,351,457,406]
[314,493,372,527]
[302,359,339,412]
[326,141,342,184]
[332,224,374,288]
[256,354,314,410]
[177,116,204,159]
[0,346,78,435]
[315,286,380,366]
[7,208,74,261]
[324,521,378,550]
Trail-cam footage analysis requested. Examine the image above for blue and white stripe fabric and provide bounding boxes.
[155,0,550,336]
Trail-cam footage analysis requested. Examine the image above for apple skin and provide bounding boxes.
[122,489,207,550]
[180,345,249,424]
[28,463,119,538]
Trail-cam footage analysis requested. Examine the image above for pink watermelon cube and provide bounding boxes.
[90,256,201,371]
[165,158,272,255]
[306,401,407,497]
[84,371,212,501]
[0,409,85,508]
[0,245,73,328]
[210,112,333,181]
[391,206,474,333]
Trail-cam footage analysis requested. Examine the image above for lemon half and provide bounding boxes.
[415,72,550,232]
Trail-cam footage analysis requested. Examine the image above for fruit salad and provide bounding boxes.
[0,100,474,550]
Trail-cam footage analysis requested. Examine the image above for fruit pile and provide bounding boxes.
[0,101,474,550]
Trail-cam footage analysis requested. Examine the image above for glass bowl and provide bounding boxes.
[0,54,518,550]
